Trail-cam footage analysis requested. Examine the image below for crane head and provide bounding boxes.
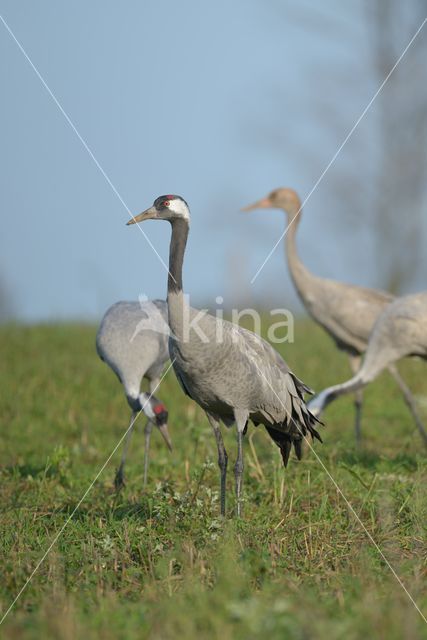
[140,393,172,451]
[127,195,190,226]
[152,402,172,451]
[242,188,301,215]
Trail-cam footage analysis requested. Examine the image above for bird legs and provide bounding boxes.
[115,410,138,490]
[349,354,363,447]
[388,364,427,447]
[142,377,163,486]
[143,419,153,486]
[206,412,228,516]
[234,410,249,518]
[115,414,156,489]
[206,411,248,517]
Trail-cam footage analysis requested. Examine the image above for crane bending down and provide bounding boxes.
[308,291,427,446]
[96,300,172,488]
[243,188,426,445]
[127,195,321,517]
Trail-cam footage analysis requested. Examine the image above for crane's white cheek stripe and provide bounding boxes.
[139,392,155,418]
[169,199,190,219]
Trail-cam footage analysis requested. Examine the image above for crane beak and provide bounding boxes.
[241,197,272,212]
[158,423,173,451]
[126,205,157,225]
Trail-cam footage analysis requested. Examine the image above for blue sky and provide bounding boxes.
[1,1,425,321]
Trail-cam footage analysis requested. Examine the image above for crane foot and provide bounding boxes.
[114,467,126,491]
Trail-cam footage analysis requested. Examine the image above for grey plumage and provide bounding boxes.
[168,298,318,437]
[309,291,427,446]
[96,299,172,487]
[243,188,421,444]
[127,195,321,517]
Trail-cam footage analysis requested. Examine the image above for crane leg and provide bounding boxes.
[141,377,162,487]
[234,410,249,518]
[354,388,363,448]
[115,410,138,490]
[206,412,228,517]
[388,365,427,448]
[143,419,153,487]
[349,355,363,447]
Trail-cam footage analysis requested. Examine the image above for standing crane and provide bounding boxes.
[308,291,427,446]
[243,188,425,444]
[127,195,321,517]
[96,299,172,489]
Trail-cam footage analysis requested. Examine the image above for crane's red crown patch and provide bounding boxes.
[154,404,166,415]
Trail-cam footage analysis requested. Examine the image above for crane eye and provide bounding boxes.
[163,200,170,207]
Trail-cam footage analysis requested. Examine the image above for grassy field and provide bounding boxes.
[0,319,426,639]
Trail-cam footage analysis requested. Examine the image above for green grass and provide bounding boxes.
[0,319,426,639]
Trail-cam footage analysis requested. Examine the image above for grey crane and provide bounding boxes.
[127,194,321,517]
[308,291,427,446]
[243,188,425,445]
[96,299,172,488]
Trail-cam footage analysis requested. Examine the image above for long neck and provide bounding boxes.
[167,218,190,343]
[309,371,366,417]
[284,208,314,299]
[168,218,189,295]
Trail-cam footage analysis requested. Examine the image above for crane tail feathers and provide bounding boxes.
[291,373,315,396]
[311,427,323,443]
[281,439,292,467]
[264,373,323,466]
[264,427,294,467]
[293,438,302,460]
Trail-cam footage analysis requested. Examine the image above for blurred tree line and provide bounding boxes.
[369,0,427,292]
[258,0,427,295]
